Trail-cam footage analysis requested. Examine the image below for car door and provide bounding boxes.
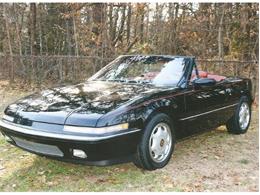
[180,64,232,136]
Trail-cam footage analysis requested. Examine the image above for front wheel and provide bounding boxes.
[226,96,251,134]
[133,113,175,170]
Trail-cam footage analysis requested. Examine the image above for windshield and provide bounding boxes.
[89,55,187,87]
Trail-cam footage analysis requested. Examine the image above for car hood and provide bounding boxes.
[4,81,161,126]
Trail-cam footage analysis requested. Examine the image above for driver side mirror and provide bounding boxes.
[192,78,216,89]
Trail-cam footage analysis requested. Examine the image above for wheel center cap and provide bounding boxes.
[160,139,164,147]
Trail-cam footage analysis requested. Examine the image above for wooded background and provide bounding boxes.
[0,3,258,96]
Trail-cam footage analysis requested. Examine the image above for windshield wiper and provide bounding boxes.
[108,79,126,83]
[94,78,152,85]
[124,79,152,85]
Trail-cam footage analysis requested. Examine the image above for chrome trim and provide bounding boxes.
[0,119,141,141]
[12,136,64,157]
[3,114,14,122]
[179,103,238,121]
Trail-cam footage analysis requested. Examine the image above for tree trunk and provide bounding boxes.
[139,4,145,44]
[108,3,113,39]
[3,4,14,84]
[111,5,119,43]
[92,3,105,67]
[73,14,79,56]
[30,3,37,56]
[28,3,37,84]
[218,4,225,60]
[126,3,132,44]
[113,4,126,46]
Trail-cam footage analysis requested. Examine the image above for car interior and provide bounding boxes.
[191,70,226,82]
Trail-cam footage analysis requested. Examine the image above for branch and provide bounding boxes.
[125,37,138,53]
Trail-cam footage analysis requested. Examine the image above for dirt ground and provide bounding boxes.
[0,85,258,192]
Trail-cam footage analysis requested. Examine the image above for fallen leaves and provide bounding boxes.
[214,155,220,160]
[95,177,121,185]
[40,175,47,183]
[37,170,46,175]
[201,154,208,159]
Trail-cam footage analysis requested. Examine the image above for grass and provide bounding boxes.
[0,136,176,191]
[239,159,250,165]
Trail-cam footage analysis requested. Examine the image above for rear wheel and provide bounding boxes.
[226,96,251,134]
[133,113,175,170]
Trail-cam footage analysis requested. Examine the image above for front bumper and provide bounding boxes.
[0,119,142,166]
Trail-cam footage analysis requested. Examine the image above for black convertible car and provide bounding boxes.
[0,55,253,170]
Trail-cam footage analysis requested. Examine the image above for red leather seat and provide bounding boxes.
[198,71,208,78]
[207,74,226,81]
[191,71,226,82]
[191,71,208,80]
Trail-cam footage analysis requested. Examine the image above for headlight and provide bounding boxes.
[63,123,129,135]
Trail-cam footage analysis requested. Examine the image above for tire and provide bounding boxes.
[226,96,251,134]
[133,113,175,170]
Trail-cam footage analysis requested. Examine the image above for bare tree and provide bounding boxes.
[3,4,14,83]
[218,4,225,60]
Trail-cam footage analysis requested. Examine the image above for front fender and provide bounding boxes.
[97,96,180,128]
[134,97,179,128]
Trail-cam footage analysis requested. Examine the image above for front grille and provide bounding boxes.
[12,137,64,157]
